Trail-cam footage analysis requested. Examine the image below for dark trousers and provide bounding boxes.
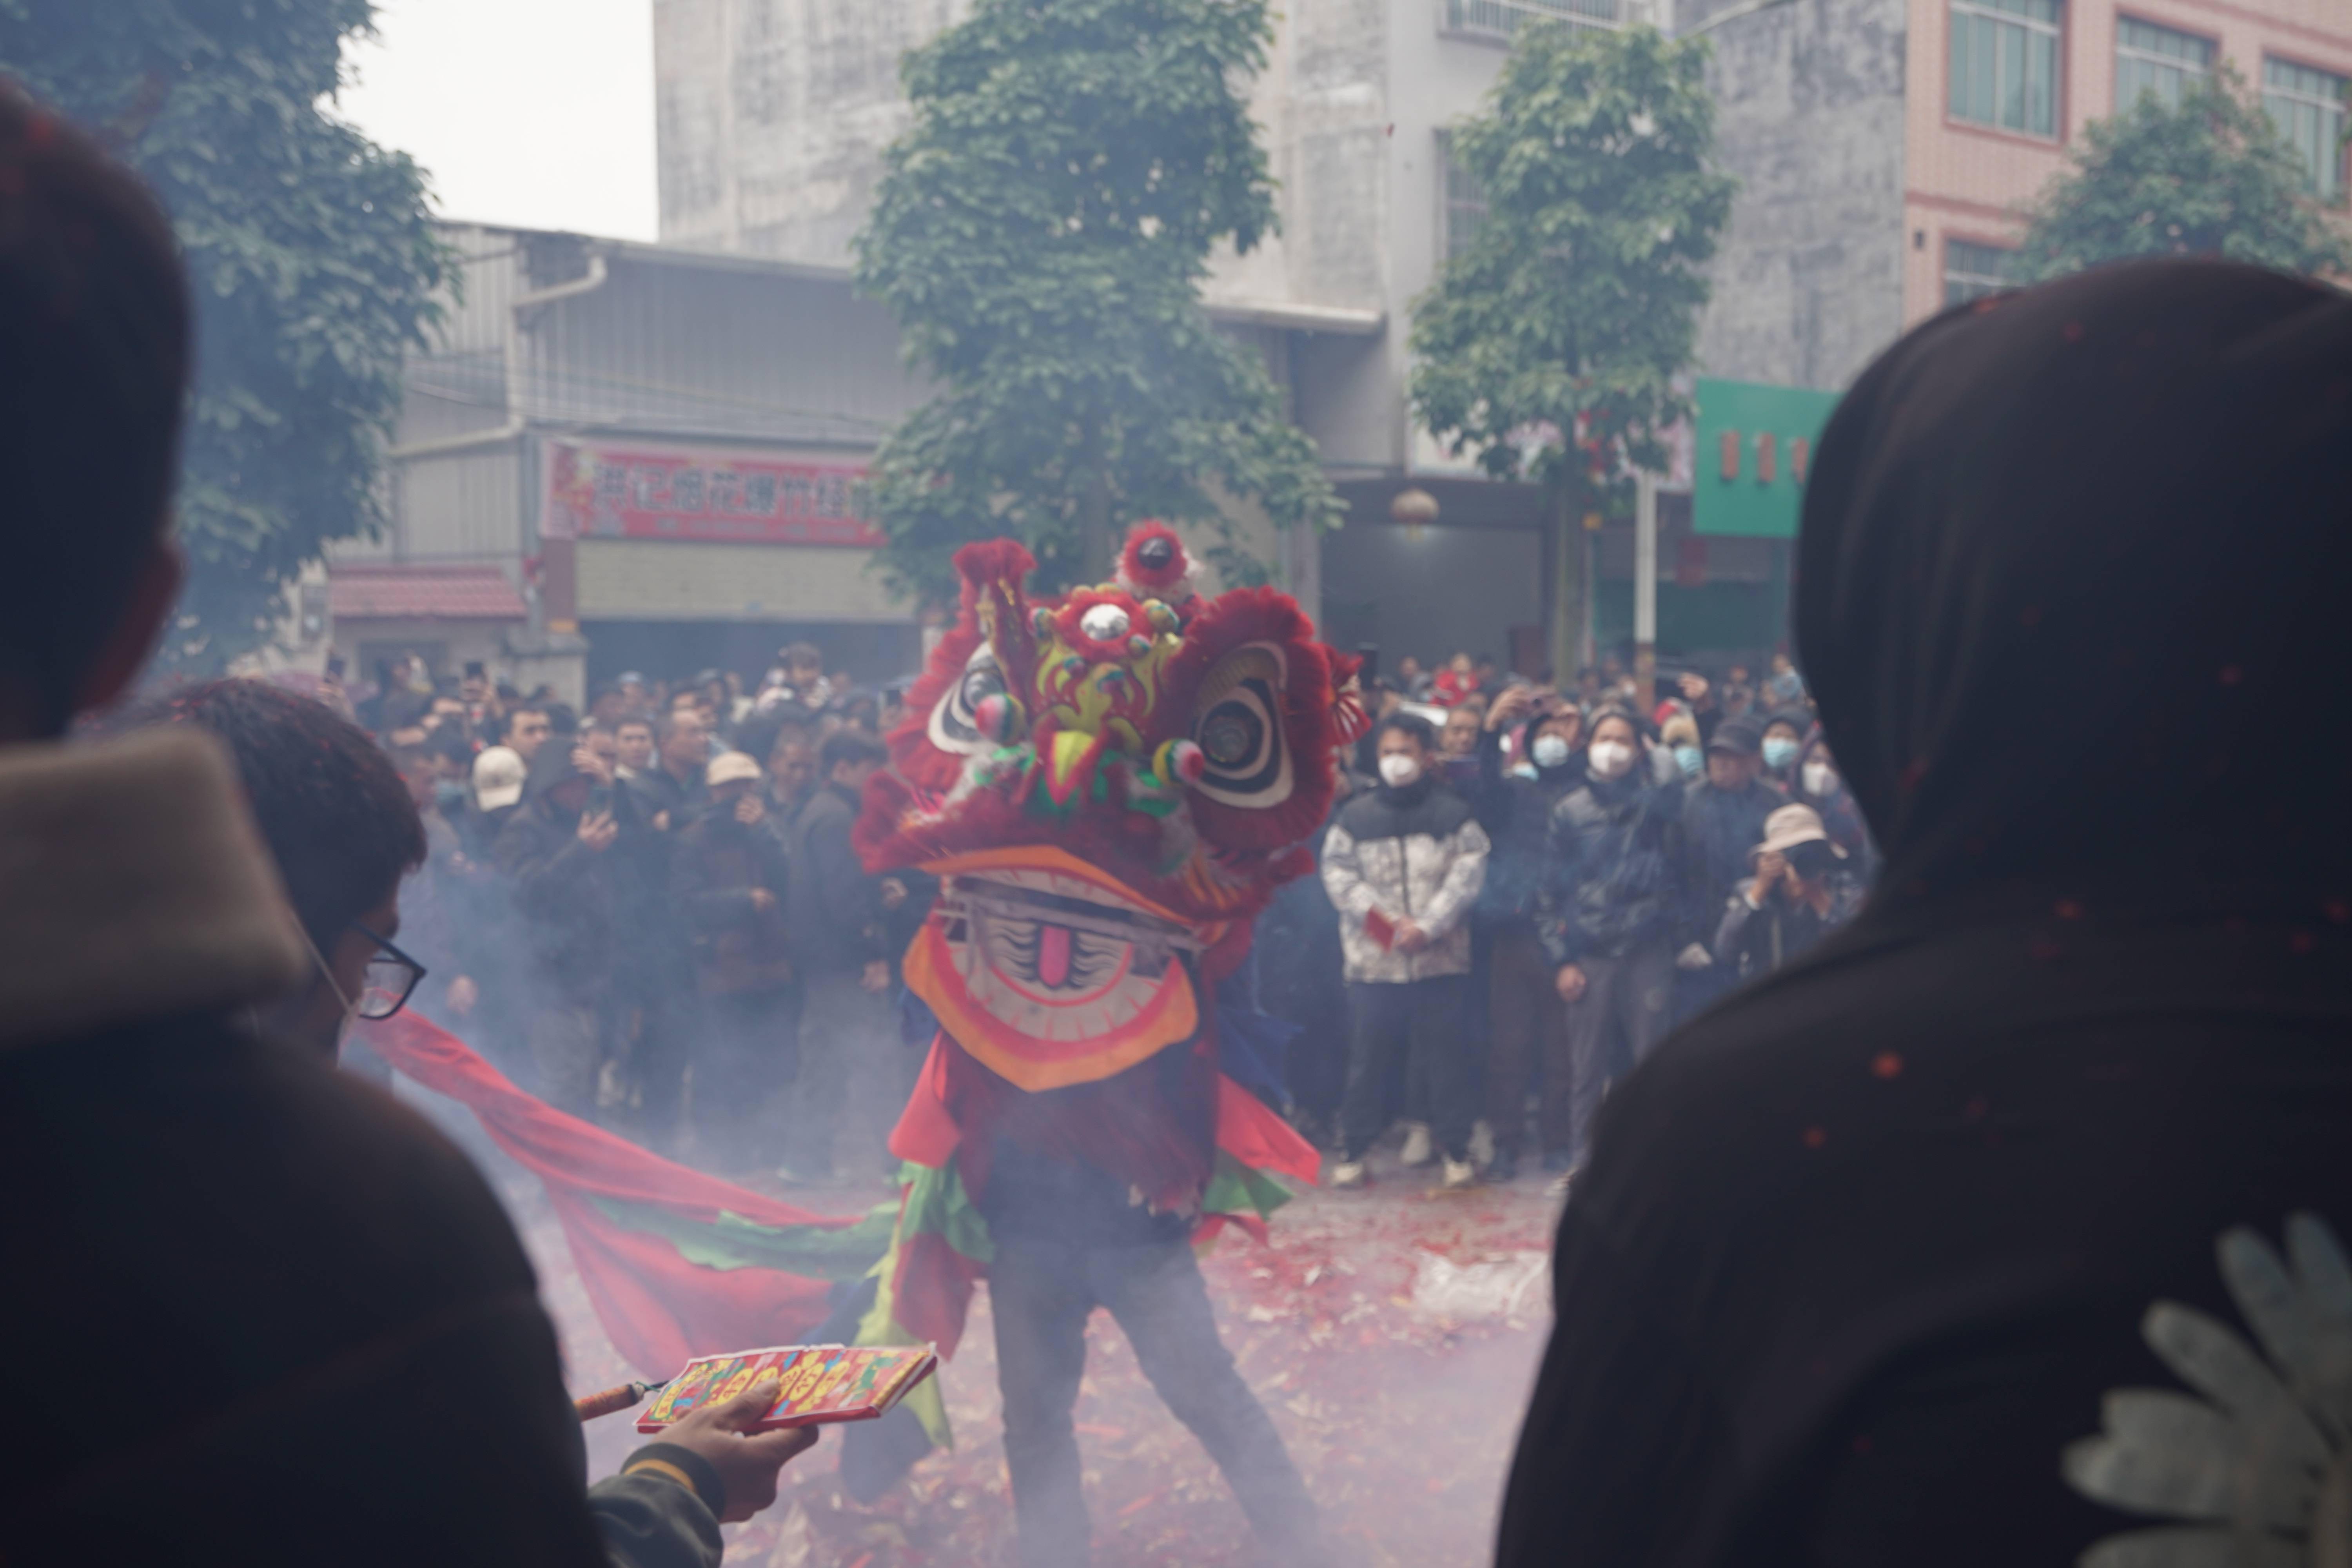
[781,970,901,1178]
[1340,975,1474,1162]
[1562,940,1676,1167]
[1486,927,1572,1159]
[527,999,607,1119]
[990,1236,1316,1568]
[690,985,799,1173]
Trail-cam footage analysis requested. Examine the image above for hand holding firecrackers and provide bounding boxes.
[635,1344,938,1434]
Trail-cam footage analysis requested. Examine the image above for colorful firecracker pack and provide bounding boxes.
[635,1343,940,1434]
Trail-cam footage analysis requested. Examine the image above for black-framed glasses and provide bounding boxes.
[352,923,428,1021]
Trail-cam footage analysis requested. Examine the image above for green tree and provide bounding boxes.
[0,0,450,670]
[853,0,1339,605]
[1410,22,1734,676]
[2018,66,2351,281]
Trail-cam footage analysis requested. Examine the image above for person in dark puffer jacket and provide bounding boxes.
[1537,707,1690,1177]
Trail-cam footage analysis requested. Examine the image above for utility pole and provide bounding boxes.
[1633,470,1658,712]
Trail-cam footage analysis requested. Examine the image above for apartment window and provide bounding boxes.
[1442,0,1620,44]
[1944,239,2020,305]
[1949,0,2062,138]
[1439,137,1489,259]
[2115,17,2212,111]
[2263,57,2348,205]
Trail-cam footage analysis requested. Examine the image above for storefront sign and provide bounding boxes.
[543,439,886,547]
[1691,378,1842,539]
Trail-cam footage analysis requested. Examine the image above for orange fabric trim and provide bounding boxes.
[903,920,1198,1091]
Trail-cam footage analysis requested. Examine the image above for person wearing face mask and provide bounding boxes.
[1320,714,1490,1192]
[1471,686,1586,1182]
[1535,709,1690,1181]
[1758,711,1808,791]
[1710,804,1864,981]
[1657,713,1704,788]
[1793,736,1875,880]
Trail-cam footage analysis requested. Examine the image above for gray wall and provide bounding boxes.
[1679,0,1909,391]
[655,0,968,265]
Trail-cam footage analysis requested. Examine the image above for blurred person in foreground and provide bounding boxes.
[1710,802,1863,982]
[1320,713,1490,1192]
[1497,260,2352,1566]
[0,90,809,1563]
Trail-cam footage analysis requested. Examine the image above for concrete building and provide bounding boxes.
[384,0,2341,693]
[325,224,927,706]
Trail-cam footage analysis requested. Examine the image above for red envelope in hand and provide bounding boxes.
[1364,909,1397,951]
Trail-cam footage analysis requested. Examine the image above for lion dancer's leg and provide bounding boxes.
[991,1237,1099,1568]
[1096,1240,1318,1552]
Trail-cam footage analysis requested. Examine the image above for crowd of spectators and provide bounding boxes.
[321,644,920,1184]
[1294,645,1871,1192]
[339,627,1865,1206]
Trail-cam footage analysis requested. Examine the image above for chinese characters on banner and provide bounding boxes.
[543,439,888,547]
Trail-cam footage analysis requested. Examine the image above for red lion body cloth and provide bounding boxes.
[852,523,1364,1355]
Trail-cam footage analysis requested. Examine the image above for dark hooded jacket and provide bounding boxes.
[494,744,625,997]
[1497,261,2352,1568]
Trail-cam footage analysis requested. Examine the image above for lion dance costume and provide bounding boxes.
[852,523,1361,1565]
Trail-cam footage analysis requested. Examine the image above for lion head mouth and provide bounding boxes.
[901,847,1209,1091]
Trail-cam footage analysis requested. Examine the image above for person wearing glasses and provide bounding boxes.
[0,96,805,1566]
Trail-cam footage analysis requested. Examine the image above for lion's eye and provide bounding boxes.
[928,642,1005,753]
[1190,644,1292,808]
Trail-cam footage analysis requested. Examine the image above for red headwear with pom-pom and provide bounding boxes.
[1117,520,1193,601]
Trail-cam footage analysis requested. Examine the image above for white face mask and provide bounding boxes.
[1802,761,1838,797]
[1377,752,1423,788]
[1530,733,1573,770]
[1588,740,1635,780]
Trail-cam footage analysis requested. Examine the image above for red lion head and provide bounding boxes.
[855,525,1366,1093]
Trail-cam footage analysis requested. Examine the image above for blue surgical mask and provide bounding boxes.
[432,780,468,816]
[1673,744,1702,779]
[1762,737,1801,771]
[1530,734,1573,771]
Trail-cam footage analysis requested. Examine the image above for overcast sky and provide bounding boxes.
[337,0,660,241]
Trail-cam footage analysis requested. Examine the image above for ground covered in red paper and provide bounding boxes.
[420,1079,1559,1568]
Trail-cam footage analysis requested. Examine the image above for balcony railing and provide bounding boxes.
[1442,0,1622,41]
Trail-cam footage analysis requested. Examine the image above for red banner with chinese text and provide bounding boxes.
[543,439,887,547]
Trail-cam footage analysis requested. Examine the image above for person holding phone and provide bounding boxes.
[1710,804,1864,982]
[494,729,633,1116]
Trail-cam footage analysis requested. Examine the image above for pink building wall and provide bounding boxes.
[1902,0,2352,325]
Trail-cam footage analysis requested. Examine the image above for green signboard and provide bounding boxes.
[1691,377,1842,539]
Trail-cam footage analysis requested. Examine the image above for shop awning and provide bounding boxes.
[329,566,527,621]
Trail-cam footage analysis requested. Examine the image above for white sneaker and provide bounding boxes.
[1399,1122,1434,1167]
[1328,1159,1369,1190]
[1440,1157,1478,1191]
[1468,1120,1496,1170]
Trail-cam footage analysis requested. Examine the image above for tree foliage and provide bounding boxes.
[1410,23,1733,511]
[853,0,1339,606]
[0,0,451,669]
[2018,66,2352,281]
